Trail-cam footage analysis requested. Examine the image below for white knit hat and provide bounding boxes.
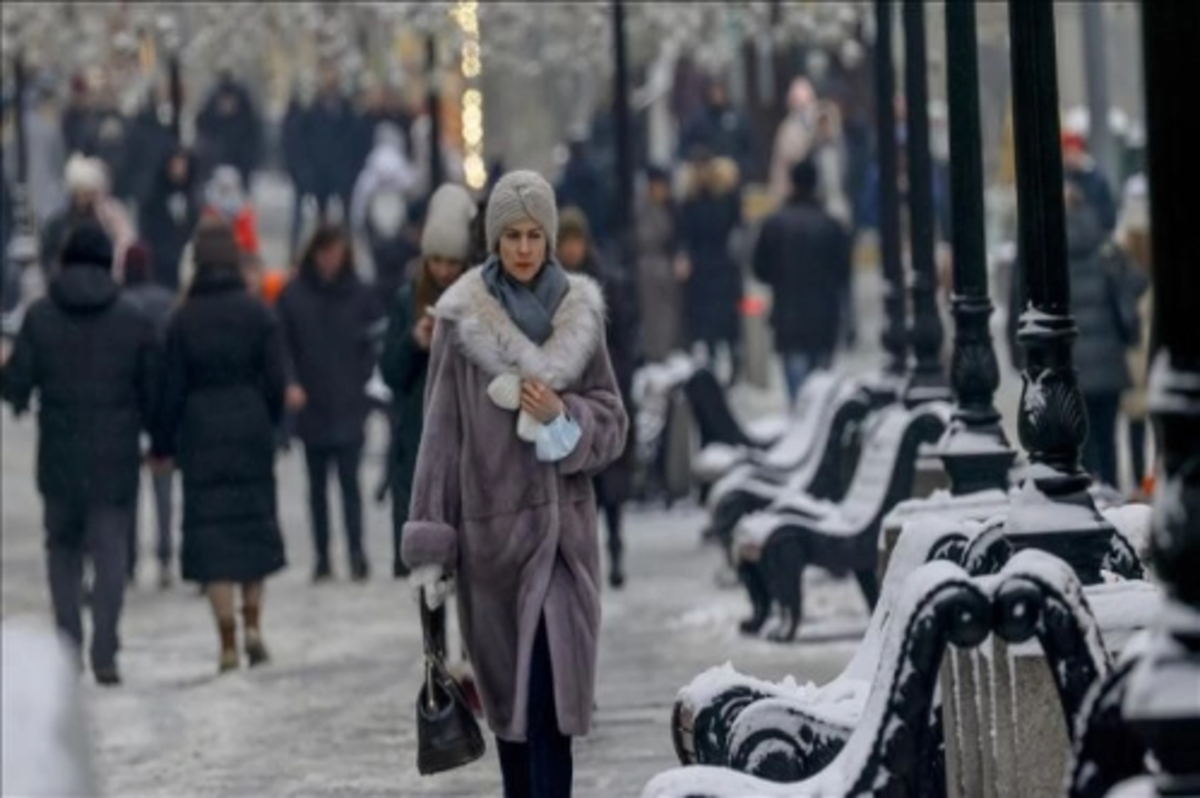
[485,170,558,255]
[64,155,108,194]
[421,183,477,261]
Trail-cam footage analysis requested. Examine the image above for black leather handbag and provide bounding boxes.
[416,594,485,775]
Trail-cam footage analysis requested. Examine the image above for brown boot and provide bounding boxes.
[242,604,270,667]
[217,617,238,673]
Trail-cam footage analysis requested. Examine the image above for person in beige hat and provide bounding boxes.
[380,183,476,578]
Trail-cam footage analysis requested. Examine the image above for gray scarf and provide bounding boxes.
[481,257,570,346]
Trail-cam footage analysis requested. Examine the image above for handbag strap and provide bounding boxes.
[420,591,449,713]
[419,591,448,660]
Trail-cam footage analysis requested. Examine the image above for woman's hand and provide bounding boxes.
[520,379,564,424]
[413,315,435,351]
[410,565,455,610]
[285,384,307,412]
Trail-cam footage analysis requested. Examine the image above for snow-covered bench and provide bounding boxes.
[649,558,993,797]
[648,550,1154,797]
[735,401,953,641]
[672,515,998,769]
[693,371,847,488]
[703,377,877,557]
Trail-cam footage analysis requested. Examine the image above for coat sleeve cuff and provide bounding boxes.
[401,521,458,570]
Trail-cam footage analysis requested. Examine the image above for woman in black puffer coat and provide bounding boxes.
[1064,186,1145,488]
[153,219,287,674]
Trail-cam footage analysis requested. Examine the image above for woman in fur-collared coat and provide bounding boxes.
[402,171,628,797]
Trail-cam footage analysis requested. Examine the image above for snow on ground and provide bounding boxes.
[2,408,861,797]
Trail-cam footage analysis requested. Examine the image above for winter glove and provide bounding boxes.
[486,373,543,443]
[410,565,455,610]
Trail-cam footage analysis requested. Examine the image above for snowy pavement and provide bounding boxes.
[0,171,1035,796]
[2,408,867,797]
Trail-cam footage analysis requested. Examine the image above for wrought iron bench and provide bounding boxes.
[671,514,998,770]
[703,377,876,558]
[646,549,1145,798]
[735,401,953,641]
[693,371,849,488]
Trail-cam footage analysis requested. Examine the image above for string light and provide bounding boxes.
[455,0,487,190]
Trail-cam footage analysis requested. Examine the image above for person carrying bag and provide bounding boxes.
[416,587,485,776]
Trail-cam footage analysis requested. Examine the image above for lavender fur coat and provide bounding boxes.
[401,266,628,742]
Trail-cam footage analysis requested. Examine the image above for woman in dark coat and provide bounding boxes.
[138,146,202,291]
[558,207,639,588]
[153,220,287,674]
[277,224,382,582]
[379,184,475,578]
[1063,182,1145,487]
[634,166,683,362]
[678,152,745,385]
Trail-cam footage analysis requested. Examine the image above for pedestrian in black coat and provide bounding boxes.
[304,73,357,221]
[282,94,315,258]
[1005,186,1145,488]
[152,220,286,674]
[1063,189,1143,487]
[558,207,639,587]
[137,147,202,291]
[122,242,179,587]
[277,224,383,582]
[3,222,160,686]
[195,74,263,188]
[752,158,852,405]
[678,153,745,385]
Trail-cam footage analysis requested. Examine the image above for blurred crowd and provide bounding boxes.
[0,47,1155,690]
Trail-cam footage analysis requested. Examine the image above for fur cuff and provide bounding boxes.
[401,521,458,570]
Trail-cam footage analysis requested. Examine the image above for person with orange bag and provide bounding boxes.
[202,165,260,255]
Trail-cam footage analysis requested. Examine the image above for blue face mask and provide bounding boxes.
[213,194,243,219]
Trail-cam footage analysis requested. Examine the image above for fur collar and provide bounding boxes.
[433,267,606,390]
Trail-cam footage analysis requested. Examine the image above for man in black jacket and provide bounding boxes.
[2,222,161,685]
[752,158,851,406]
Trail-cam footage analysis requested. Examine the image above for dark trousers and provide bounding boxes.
[600,499,623,574]
[1083,393,1121,488]
[45,501,133,670]
[1128,417,1148,488]
[496,618,573,798]
[129,470,174,577]
[304,442,366,566]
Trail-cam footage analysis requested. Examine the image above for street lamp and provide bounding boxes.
[872,0,908,380]
[901,0,951,406]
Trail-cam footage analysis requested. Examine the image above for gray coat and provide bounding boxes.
[401,267,628,742]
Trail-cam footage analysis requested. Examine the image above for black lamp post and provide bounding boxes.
[901,0,950,406]
[1123,2,1200,792]
[3,47,38,322]
[611,0,635,271]
[426,33,444,194]
[872,0,907,379]
[1004,0,1111,583]
[936,0,1015,495]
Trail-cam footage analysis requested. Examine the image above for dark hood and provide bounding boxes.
[1066,204,1106,259]
[300,263,360,296]
[152,149,199,197]
[49,266,120,313]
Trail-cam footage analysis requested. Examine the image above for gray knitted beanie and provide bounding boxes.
[485,170,558,255]
[421,183,478,261]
